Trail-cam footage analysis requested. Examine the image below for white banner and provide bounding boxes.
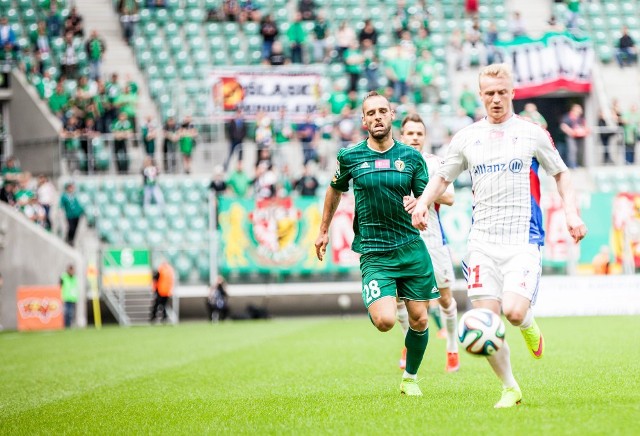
[209,67,323,120]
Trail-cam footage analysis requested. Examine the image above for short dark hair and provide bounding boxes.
[361,91,389,114]
[400,113,426,132]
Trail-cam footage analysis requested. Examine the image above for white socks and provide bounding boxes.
[517,308,534,330]
[487,340,519,390]
[440,297,458,353]
[402,371,417,380]
[396,302,409,337]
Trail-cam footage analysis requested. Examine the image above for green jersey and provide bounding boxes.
[330,139,428,253]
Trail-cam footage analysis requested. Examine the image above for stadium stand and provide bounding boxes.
[3,0,640,328]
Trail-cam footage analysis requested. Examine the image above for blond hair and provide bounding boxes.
[478,63,513,86]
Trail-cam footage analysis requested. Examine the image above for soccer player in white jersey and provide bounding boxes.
[397,114,460,373]
[411,64,587,408]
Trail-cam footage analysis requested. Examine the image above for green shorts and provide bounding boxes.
[359,238,440,308]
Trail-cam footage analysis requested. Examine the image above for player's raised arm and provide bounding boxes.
[553,170,587,243]
[315,185,342,261]
[411,175,450,230]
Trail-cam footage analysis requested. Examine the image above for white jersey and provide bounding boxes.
[421,152,454,248]
[437,115,567,245]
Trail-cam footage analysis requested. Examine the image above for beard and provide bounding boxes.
[370,124,391,140]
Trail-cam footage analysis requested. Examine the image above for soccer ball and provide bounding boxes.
[458,308,506,356]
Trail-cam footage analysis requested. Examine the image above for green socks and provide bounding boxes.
[404,327,429,375]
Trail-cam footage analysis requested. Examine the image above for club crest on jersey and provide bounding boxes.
[509,159,523,173]
[394,159,405,171]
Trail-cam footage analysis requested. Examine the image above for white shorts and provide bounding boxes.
[426,244,455,289]
[462,240,542,304]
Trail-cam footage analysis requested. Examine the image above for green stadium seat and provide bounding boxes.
[164,203,181,219]
[193,50,210,67]
[231,50,248,65]
[184,0,199,8]
[184,22,200,38]
[165,0,180,8]
[138,8,152,25]
[166,230,184,245]
[78,179,98,195]
[174,254,192,282]
[150,217,168,232]
[174,49,189,67]
[137,50,153,69]
[196,253,210,283]
[143,22,159,37]
[209,35,225,52]
[149,36,164,51]
[117,218,133,233]
[182,202,199,218]
[165,22,180,39]
[101,204,121,221]
[144,204,163,219]
[189,36,205,53]
[146,230,164,246]
[187,8,204,22]
[133,217,150,233]
[111,191,127,207]
[97,219,115,242]
[184,230,202,245]
[165,189,182,204]
[155,8,169,26]
[161,65,177,81]
[123,204,143,220]
[190,217,207,232]
[205,22,222,36]
[124,230,145,246]
[243,21,259,36]
[171,7,186,25]
[223,22,239,36]
[94,191,109,206]
[171,217,187,231]
[155,50,170,67]
[179,64,196,81]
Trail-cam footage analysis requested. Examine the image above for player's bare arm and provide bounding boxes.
[403,189,453,214]
[411,175,450,230]
[553,170,587,243]
[315,186,342,261]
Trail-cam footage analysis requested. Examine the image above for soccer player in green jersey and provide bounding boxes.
[315,92,440,396]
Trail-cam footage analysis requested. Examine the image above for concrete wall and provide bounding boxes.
[7,70,62,177]
[0,202,85,330]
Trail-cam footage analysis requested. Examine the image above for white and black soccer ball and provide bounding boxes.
[458,308,506,356]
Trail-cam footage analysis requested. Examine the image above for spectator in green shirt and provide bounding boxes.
[111,111,133,173]
[48,82,69,120]
[459,83,480,119]
[85,30,105,81]
[114,84,138,131]
[226,161,251,198]
[344,41,364,93]
[59,182,84,246]
[287,12,307,64]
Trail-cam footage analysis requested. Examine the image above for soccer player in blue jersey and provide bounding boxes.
[315,92,439,396]
[398,114,460,373]
[412,64,587,408]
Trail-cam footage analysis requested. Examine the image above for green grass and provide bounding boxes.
[1,316,639,435]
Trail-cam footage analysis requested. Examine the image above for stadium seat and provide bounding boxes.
[174,254,193,282]
[123,204,143,220]
[171,7,186,25]
[133,217,150,233]
[150,217,168,232]
[165,22,180,39]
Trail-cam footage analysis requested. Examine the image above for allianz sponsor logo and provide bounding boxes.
[472,159,523,175]
[472,162,506,175]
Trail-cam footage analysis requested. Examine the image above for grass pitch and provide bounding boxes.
[1,316,639,435]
